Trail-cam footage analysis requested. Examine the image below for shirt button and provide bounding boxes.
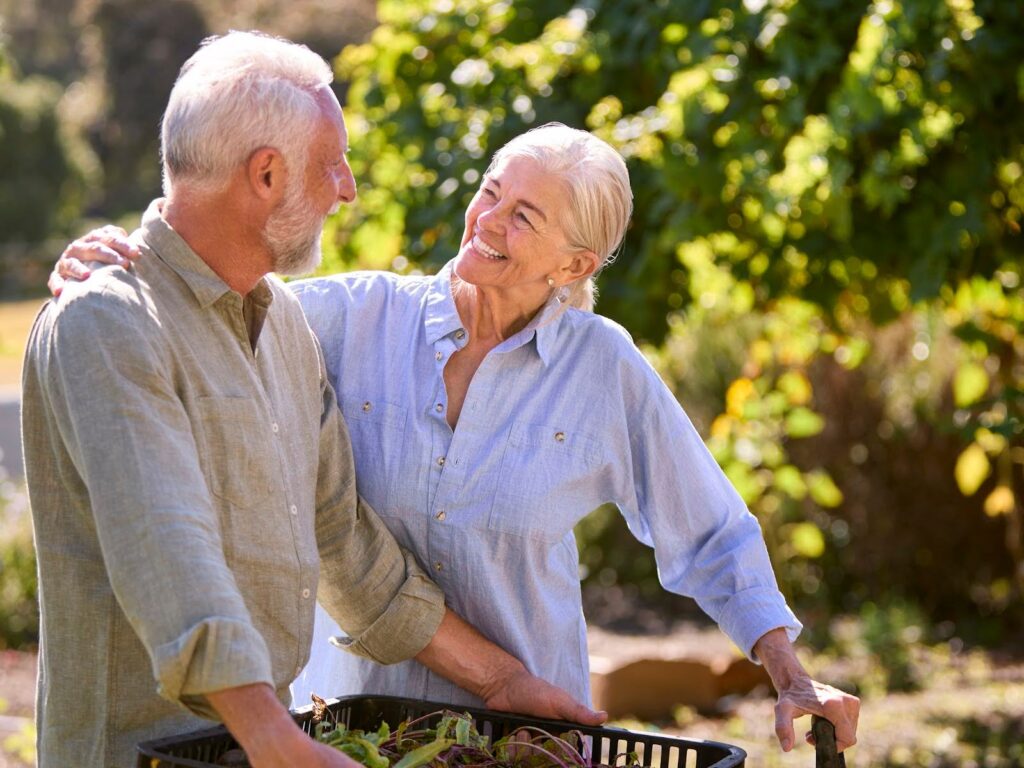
[455,330,466,340]
[436,456,446,466]
[290,505,298,516]
[435,351,443,361]
[301,588,311,599]
[271,423,280,434]
[435,403,444,413]
[434,561,444,571]
[554,431,566,442]
[435,510,446,521]
[362,401,372,412]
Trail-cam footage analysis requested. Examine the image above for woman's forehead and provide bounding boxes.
[485,156,565,206]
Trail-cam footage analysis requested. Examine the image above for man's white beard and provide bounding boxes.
[264,179,327,277]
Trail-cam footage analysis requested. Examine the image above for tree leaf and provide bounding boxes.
[790,522,826,558]
[773,464,808,499]
[953,363,989,408]
[984,485,1015,517]
[807,470,844,508]
[777,370,813,405]
[785,407,825,438]
[954,442,991,496]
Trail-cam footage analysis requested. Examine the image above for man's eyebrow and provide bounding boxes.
[485,178,548,222]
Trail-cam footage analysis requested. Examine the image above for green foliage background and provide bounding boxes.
[321,0,1024,635]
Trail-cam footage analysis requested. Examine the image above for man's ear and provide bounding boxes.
[247,147,286,201]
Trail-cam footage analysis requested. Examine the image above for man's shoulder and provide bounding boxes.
[44,266,163,346]
[53,268,157,325]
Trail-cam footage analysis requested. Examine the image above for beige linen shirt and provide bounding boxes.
[21,201,445,768]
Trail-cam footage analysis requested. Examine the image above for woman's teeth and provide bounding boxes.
[473,236,506,260]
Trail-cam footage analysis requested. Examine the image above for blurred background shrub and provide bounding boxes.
[0,481,36,650]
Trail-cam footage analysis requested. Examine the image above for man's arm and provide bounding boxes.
[753,628,860,752]
[206,685,358,768]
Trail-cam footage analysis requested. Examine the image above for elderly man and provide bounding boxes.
[21,31,602,768]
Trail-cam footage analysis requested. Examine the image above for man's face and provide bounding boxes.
[265,89,356,276]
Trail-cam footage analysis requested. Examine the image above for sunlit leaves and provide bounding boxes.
[984,485,1015,517]
[807,470,844,508]
[789,522,826,558]
[785,406,825,438]
[954,442,990,495]
[953,362,989,408]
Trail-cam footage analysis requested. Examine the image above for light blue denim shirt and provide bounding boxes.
[289,261,801,708]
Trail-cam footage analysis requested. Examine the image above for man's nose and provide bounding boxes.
[338,165,357,204]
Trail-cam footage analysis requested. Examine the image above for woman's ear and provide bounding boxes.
[247,147,286,201]
[563,249,600,283]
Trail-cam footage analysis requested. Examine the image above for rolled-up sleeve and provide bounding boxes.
[310,339,446,664]
[42,286,274,715]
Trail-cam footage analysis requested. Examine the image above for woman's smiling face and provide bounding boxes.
[453,155,587,308]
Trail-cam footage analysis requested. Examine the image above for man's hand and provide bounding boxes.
[207,683,360,768]
[48,224,141,297]
[753,628,859,753]
[414,609,607,726]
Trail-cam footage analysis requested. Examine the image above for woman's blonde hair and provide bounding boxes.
[487,123,632,311]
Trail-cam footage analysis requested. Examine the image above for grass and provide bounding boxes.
[0,299,46,394]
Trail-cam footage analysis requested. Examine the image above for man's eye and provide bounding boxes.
[481,187,496,198]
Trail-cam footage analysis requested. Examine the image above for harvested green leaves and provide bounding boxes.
[311,703,642,768]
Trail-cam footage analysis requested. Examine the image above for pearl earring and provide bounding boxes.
[547,277,556,288]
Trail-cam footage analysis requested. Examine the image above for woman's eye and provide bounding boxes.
[481,187,496,198]
[515,211,533,227]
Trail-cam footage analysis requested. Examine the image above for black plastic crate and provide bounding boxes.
[137,694,746,767]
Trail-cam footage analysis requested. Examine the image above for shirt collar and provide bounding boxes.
[423,259,563,366]
[423,260,466,344]
[140,199,274,310]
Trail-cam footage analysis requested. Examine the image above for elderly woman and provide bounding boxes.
[52,123,858,753]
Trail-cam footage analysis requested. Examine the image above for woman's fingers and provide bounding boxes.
[59,241,130,275]
[88,225,139,257]
[47,269,66,298]
[66,226,140,264]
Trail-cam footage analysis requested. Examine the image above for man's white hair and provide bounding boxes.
[161,30,333,195]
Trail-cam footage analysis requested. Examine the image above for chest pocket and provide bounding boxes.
[194,396,280,509]
[488,421,603,542]
[339,395,408,513]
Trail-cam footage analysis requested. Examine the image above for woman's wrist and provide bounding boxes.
[752,627,808,691]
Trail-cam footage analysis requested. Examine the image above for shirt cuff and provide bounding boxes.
[153,617,275,718]
[333,550,446,665]
[715,586,803,661]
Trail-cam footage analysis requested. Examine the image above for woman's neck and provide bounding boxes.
[451,276,547,346]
